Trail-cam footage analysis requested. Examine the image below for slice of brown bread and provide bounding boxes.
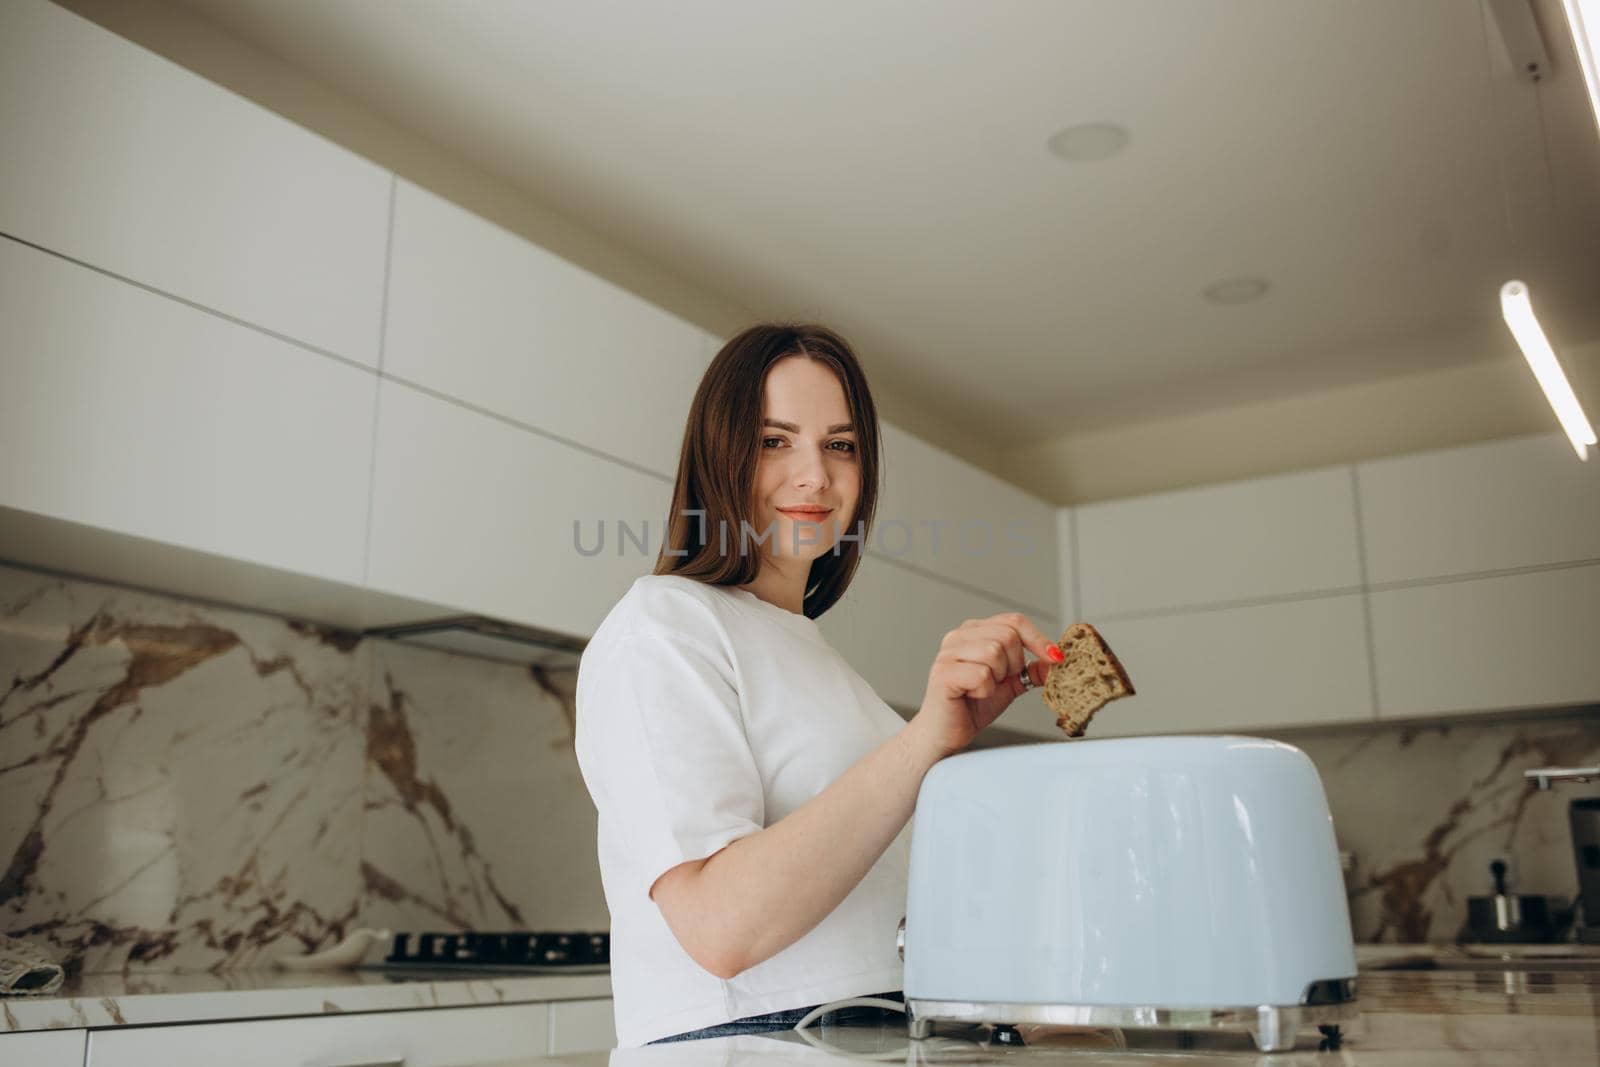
[1042,622,1135,738]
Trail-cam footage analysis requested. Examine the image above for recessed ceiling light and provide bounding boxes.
[1046,122,1129,162]
[1202,277,1271,305]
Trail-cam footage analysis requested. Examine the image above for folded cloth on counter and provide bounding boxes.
[0,933,65,996]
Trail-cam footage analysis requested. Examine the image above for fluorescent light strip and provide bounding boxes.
[1499,280,1597,460]
[1564,0,1600,139]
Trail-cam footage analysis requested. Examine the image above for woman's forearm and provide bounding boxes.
[678,718,946,978]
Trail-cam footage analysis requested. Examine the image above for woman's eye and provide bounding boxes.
[760,436,855,452]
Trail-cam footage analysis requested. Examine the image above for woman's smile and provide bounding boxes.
[777,505,833,520]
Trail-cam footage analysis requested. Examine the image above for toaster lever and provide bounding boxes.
[989,1024,1025,1046]
[896,916,906,961]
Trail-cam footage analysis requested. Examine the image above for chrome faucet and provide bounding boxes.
[1523,765,1600,944]
[1524,767,1600,791]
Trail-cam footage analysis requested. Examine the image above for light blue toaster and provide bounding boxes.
[898,735,1359,1052]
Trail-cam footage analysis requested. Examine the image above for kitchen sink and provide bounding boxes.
[1372,957,1600,971]
[1363,948,1600,972]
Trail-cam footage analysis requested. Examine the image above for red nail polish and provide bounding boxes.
[1047,644,1065,663]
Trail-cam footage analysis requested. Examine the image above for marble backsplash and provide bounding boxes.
[2,560,1597,975]
[1284,710,1599,944]
[0,561,604,976]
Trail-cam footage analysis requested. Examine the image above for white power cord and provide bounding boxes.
[787,996,1130,1060]
[789,996,987,1060]
[792,995,907,1031]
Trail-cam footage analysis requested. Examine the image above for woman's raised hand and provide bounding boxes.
[911,612,1064,760]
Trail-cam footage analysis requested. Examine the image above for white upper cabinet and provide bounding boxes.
[0,235,374,586]
[365,380,669,639]
[1090,596,1376,736]
[0,0,390,366]
[1368,565,1600,720]
[1056,507,1078,624]
[885,428,1059,616]
[383,179,714,476]
[903,576,1062,740]
[1075,466,1363,617]
[817,554,921,714]
[1355,432,1600,585]
[874,421,917,556]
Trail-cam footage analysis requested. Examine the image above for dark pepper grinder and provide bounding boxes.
[1490,859,1521,932]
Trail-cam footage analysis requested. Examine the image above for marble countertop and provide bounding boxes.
[0,965,612,1033]
[488,947,1600,1066]
[8,943,1599,1064]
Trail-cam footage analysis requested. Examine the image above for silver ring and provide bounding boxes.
[1019,668,1036,691]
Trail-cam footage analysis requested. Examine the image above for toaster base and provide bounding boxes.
[905,993,1358,1053]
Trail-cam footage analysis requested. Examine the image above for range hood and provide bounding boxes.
[362,615,587,671]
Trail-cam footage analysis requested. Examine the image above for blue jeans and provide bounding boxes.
[646,989,905,1044]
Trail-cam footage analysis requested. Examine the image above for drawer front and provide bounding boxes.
[1,1028,87,1067]
[547,997,617,1055]
[86,1003,548,1067]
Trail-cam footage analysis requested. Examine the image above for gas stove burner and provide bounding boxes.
[384,931,609,969]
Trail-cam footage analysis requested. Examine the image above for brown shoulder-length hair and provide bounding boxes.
[652,322,880,619]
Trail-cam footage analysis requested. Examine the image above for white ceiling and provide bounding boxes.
[168,0,1600,445]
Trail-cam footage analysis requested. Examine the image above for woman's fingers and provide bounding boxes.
[952,657,998,699]
[933,652,998,698]
[997,658,1050,704]
[949,616,1058,682]
[936,652,1044,710]
[938,632,1010,687]
[933,613,1063,706]
[1023,656,1051,692]
[994,611,1061,665]
[951,613,1061,664]
[963,627,1021,684]
[995,625,1027,681]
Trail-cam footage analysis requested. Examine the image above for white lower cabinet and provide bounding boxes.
[1369,564,1600,719]
[365,379,667,639]
[85,1003,550,1067]
[0,1028,86,1067]
[546,998,617,1055]
[1090,595,1376,736]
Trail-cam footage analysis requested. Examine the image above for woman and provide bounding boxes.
[573,323,1063,1048]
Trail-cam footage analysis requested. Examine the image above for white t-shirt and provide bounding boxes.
[573,573,913,1048]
